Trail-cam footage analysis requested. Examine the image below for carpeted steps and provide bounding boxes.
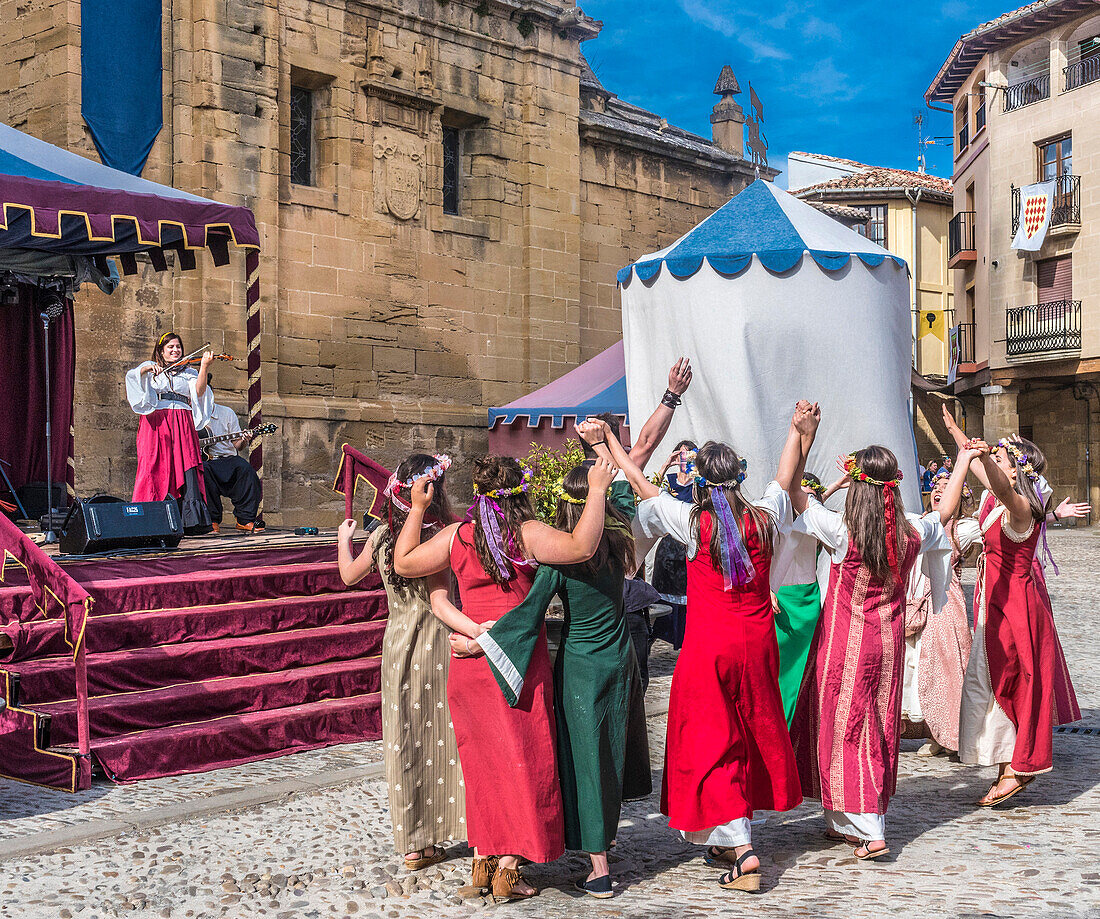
[0,542,391,785]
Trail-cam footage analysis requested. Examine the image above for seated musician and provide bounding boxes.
[125,332,213,534]
[201,383,264,534]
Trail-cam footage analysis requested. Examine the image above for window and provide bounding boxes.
[290,85,314,186]
[442,125,460,215]
[1038,135,1071,181]
[1037,255,1072,303]
[866,205,888,248]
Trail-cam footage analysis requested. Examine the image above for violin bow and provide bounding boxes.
[153,342,212,379]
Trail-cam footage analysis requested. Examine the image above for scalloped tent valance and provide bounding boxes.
[617,179,907,285]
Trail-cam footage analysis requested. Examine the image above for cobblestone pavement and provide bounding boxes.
[1,529,1098,919]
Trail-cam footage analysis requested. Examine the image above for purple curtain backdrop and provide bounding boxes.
[0,284,76,505]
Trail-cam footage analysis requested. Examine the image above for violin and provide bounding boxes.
[169,352,233,370]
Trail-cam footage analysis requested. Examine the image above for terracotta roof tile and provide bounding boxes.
[795,166,953,200]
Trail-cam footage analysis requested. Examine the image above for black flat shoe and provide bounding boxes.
[575,875,614,899]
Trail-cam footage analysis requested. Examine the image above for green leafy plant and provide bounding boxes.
[520,439,585,523]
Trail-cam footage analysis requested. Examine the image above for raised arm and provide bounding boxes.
[786,402,821,513]
[932,446,979,524]
[520,458,617,564]
[337,519,377,586]
[943,403,990,491]
[973,439,1033,532]
[584,419,659,501]
[627,358,693,468]
[392,479,459,577]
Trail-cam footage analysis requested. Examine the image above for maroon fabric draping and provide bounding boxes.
[0,284,75,506]
[333,444,391,521]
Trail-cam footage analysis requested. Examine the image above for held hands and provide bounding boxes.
[965,438,991,457]
[668,357,693,396]
[587,457,618,492]
[409,477,434,511]
[338,518,357,542]
[575,418,609,445]
[793,400,821,436]
[449,632,483,658]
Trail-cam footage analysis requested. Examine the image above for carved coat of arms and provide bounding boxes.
[374,133,423,221]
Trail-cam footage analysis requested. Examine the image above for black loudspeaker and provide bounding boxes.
[59,495,184,555]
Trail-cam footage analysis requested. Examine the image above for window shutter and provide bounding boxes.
[1037,256,1072,303]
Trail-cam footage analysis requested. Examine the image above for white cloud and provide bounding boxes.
[676,0,792,61]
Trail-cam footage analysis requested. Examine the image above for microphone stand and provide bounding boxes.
[40,298,64,543]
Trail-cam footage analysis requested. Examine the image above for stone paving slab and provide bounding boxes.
[0,529,1096,919]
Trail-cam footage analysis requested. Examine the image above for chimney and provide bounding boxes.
[710,64,744,156]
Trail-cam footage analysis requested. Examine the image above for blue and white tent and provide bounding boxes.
[619,179,920,509]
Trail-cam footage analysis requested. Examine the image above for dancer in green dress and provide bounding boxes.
[773,473,828,725]
[471,472,650,900]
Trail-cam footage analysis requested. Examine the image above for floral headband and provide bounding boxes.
[931,468,971,502]
[556,478,614,506]
[843,454,902,488]
[992,439,1039,482]
[473,465,533,499]
[694,457,748,489]
[384,454,452,498]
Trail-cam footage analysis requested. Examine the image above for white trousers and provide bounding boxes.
[825,809,885,841]
[681,817,752,848]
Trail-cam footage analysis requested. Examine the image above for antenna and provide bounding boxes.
[914,113,926,173]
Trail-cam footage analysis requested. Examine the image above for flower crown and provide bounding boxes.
[801,476,825,495]
[843,454,902,488]
[931,468,971,502]
[555,479,615,506]
[694,458,747,489]
[993,439,1039,482]
[474,465,533,498]
[384,454,452,497]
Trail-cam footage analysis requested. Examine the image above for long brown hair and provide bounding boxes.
[553,466,634,578]
[150,332,183,367]
[470,456,535,587]
[843,445,916,581]
[374,454,455,595]
[688,441,774,570]
[1000,437,1050,521]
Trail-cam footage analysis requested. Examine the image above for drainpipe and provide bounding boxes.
[905,188,924,374]
[1072,383,1097,526]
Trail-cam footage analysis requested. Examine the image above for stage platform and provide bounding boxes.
[0,528,387,790]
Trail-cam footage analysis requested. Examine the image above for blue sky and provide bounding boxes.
[580,1,1015,185]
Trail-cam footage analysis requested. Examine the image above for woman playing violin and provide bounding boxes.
[124,332,215,533]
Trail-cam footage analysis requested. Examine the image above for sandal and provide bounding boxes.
[470,855,498,890]
[575,874,614,899]
[703,845,737,868]
[978,774,1034,807]
[854,841,890,861]
[825,830,859,845]
[404,845,447,871]
[718,849,761,892]
[491,866,538,902]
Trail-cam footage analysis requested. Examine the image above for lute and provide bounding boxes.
[199,422,277,454]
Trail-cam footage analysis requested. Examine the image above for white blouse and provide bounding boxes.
[635,480,791,563]
[795,501,952,614]
[125,363,213,430]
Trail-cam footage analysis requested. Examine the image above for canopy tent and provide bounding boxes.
[487,341,631,456]
[0,122,264,511]
[619,179,920,510]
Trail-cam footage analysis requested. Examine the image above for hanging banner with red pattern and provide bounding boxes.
[1011,180,1056,251]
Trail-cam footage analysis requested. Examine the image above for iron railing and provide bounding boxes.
[1006,300,1081,356]
[975,100,986,133]
[1010,174,1081,236]
[948,211,976,259]
[958,123,970,153]
[1004,73,1050,112]
[1065,55,1100,91]
[956,322,975,363]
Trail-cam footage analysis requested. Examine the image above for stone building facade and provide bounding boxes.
[926,0,1100,515]
[0,0,765,524]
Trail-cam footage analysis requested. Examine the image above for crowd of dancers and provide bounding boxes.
[335,361,1082,901]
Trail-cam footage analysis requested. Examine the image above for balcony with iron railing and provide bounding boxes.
[955,322,975,364]
[1004,73,1050,111]
[1005,300,1081,357]
[958,123,970,154]
[948,211,976,266]
[974,100,986,133]
[1011,175,1081,237]
[1065,53,1100,91]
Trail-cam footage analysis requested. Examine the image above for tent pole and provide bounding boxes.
[245,249,263,516]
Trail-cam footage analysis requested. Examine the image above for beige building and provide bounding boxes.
[926,0,1100,512]
[0,0,769,524]
[789,152,956,378]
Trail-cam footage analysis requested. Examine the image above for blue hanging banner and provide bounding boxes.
[80,0,163,176]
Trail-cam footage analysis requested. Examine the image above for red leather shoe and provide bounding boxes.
[211,522,221,534]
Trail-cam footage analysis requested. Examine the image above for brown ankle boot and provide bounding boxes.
[491,866,538,901]
[471,856,497,890]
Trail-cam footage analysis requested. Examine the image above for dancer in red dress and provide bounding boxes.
[958,438,1080,806]
[124,332,214,532]
[790,444,970,860]
[393,456,617,901]
[600,402,818,893]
